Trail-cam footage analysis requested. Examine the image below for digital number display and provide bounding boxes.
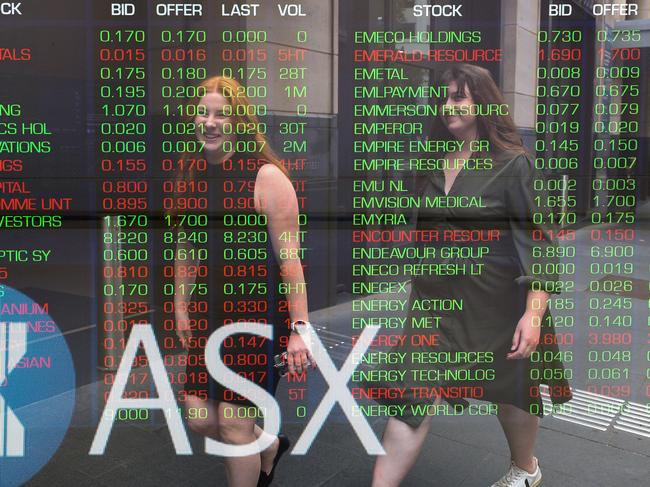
[0,1,648,486]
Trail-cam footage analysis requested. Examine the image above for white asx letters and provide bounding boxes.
[91,323,384,456]
[89,324,192,455]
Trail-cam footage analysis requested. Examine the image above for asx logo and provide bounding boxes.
[90,323,385,456]
[0,322,26,457]
[0,285,75,487]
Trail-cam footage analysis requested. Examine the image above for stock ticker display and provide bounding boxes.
[0,1,649,486]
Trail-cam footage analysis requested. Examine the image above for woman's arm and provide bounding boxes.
[507,289,548,360]
[504,153,559,359]
[254,163,313,375]
[506,154,560,294]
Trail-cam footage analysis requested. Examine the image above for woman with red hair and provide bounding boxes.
[171,76,314,487]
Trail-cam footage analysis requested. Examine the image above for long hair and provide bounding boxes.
[168,76,288,222]
[431,64,526,154]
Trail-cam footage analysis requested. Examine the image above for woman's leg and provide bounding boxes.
[372,396,440,487]
[253,424,279,474]
[495,403,539,472]
[371,415,433,487]
[216,402,261,487]
[185,395,221,439]
[185,396,275,487]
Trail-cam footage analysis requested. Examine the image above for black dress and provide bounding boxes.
[182,153,291,406]
[365,150,572,427]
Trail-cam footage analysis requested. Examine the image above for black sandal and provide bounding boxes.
[257,433,291,487]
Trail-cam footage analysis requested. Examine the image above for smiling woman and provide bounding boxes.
[168,75,313,487]
[433,64,524,153]
[193,91,236,161]
[173,76,286,175]
[368,64,572,487]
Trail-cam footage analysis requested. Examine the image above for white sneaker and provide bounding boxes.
[490,457,542,487]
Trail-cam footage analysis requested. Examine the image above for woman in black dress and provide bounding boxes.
[171,76,314,487]
[370,64,572,487]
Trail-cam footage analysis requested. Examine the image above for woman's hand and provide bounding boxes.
[175,308,192,350]
[286,330,316,376]
[506,311,541,360]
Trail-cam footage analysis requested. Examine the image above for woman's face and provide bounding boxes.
[441,80,478,141]
[194,92,235,159]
